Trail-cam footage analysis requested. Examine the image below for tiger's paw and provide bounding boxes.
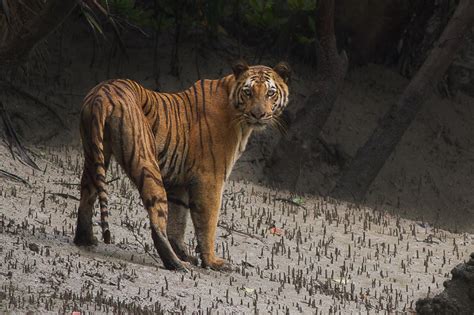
[170,240,199,266]
[162,259,188,272]
[179,252,199,266]
[201,255,232,272]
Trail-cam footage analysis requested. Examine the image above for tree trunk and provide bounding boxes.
[331,0,474,201]
[265,0,348,189]
[398,0,455,78]
[0,0,78,71]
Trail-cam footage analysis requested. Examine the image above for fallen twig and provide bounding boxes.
[275,197,307,210]
[223,188,245,197]
[0,169,30,186]
[415,234,442,244]
[218,222,265,243]
[53,181,80,187]
[49,192,80,201]
[106,177,120,184]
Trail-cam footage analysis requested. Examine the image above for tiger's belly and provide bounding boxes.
[151,116,252,186]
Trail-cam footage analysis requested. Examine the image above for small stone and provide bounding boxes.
[28,243,39,253]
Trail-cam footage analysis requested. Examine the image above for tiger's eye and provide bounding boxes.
[243,89,252,96]
[267,89,275,97]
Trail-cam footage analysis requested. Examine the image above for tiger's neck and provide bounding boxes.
[217,76,255,178]
[137,76,255,181]
[209,75,255,179]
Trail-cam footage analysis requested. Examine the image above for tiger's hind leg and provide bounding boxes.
[125,156,185,270]
[167,188,198,265]
[107,103,185,271]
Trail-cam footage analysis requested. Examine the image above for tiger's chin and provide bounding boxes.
[247,121,268,130]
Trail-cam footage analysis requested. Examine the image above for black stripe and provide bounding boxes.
[186,158,196,173]
[117,99,127,174]
[191,84,200,122]
[137,167,164,191]
[172,94,188,176]
[176,93,191,132]
[215,77,224,93]
[166,112,181,179]
[149,94,160,132]
[179,139,188,175]
[168,197,189,208]
[200,80,217,176]
[159,94,170,128]
[158,127,172,163]
[126,105,138,173]
[144,196,167,209]
[111,83,128,99]
[183,90,194,121]
[192,83,204,153]
[143,93,152,116]
[96,187,106,193]
[102,89,116,107]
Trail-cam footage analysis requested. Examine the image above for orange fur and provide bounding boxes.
[74,61,290,270]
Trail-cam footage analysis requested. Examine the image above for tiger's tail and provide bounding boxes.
[80,94,111,244]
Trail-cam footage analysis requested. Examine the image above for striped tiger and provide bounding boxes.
[74,60,291,270]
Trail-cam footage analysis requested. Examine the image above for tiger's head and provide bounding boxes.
[229,60,290,130]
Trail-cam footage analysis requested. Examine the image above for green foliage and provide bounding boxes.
[245,0,287,29]
[287,0,316,11]
[100,0,154,26]
[240,0,318,50]
[85,0,319,56]
[203,0,227,36]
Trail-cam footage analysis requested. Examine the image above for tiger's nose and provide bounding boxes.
[250,109,266,119]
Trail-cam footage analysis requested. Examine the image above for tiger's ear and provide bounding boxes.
[274,62,291,83]
[232,60,249,78]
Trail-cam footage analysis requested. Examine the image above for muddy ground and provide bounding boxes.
[0,22,474,313]
[0,143,473,314]
[0,143,474,314]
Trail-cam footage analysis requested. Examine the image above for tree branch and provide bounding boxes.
[0,0,79,70]
[332,0,474,201]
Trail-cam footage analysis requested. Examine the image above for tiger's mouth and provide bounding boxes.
[246,118,270,129]
[243,113,272,129]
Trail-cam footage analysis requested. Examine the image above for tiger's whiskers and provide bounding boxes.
[271,116,288,136]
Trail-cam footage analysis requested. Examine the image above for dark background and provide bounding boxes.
[1,0,474,232]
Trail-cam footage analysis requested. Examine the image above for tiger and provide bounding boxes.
[73,60,291,271]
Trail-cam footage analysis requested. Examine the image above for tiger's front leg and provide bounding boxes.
[189,180,230,271]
